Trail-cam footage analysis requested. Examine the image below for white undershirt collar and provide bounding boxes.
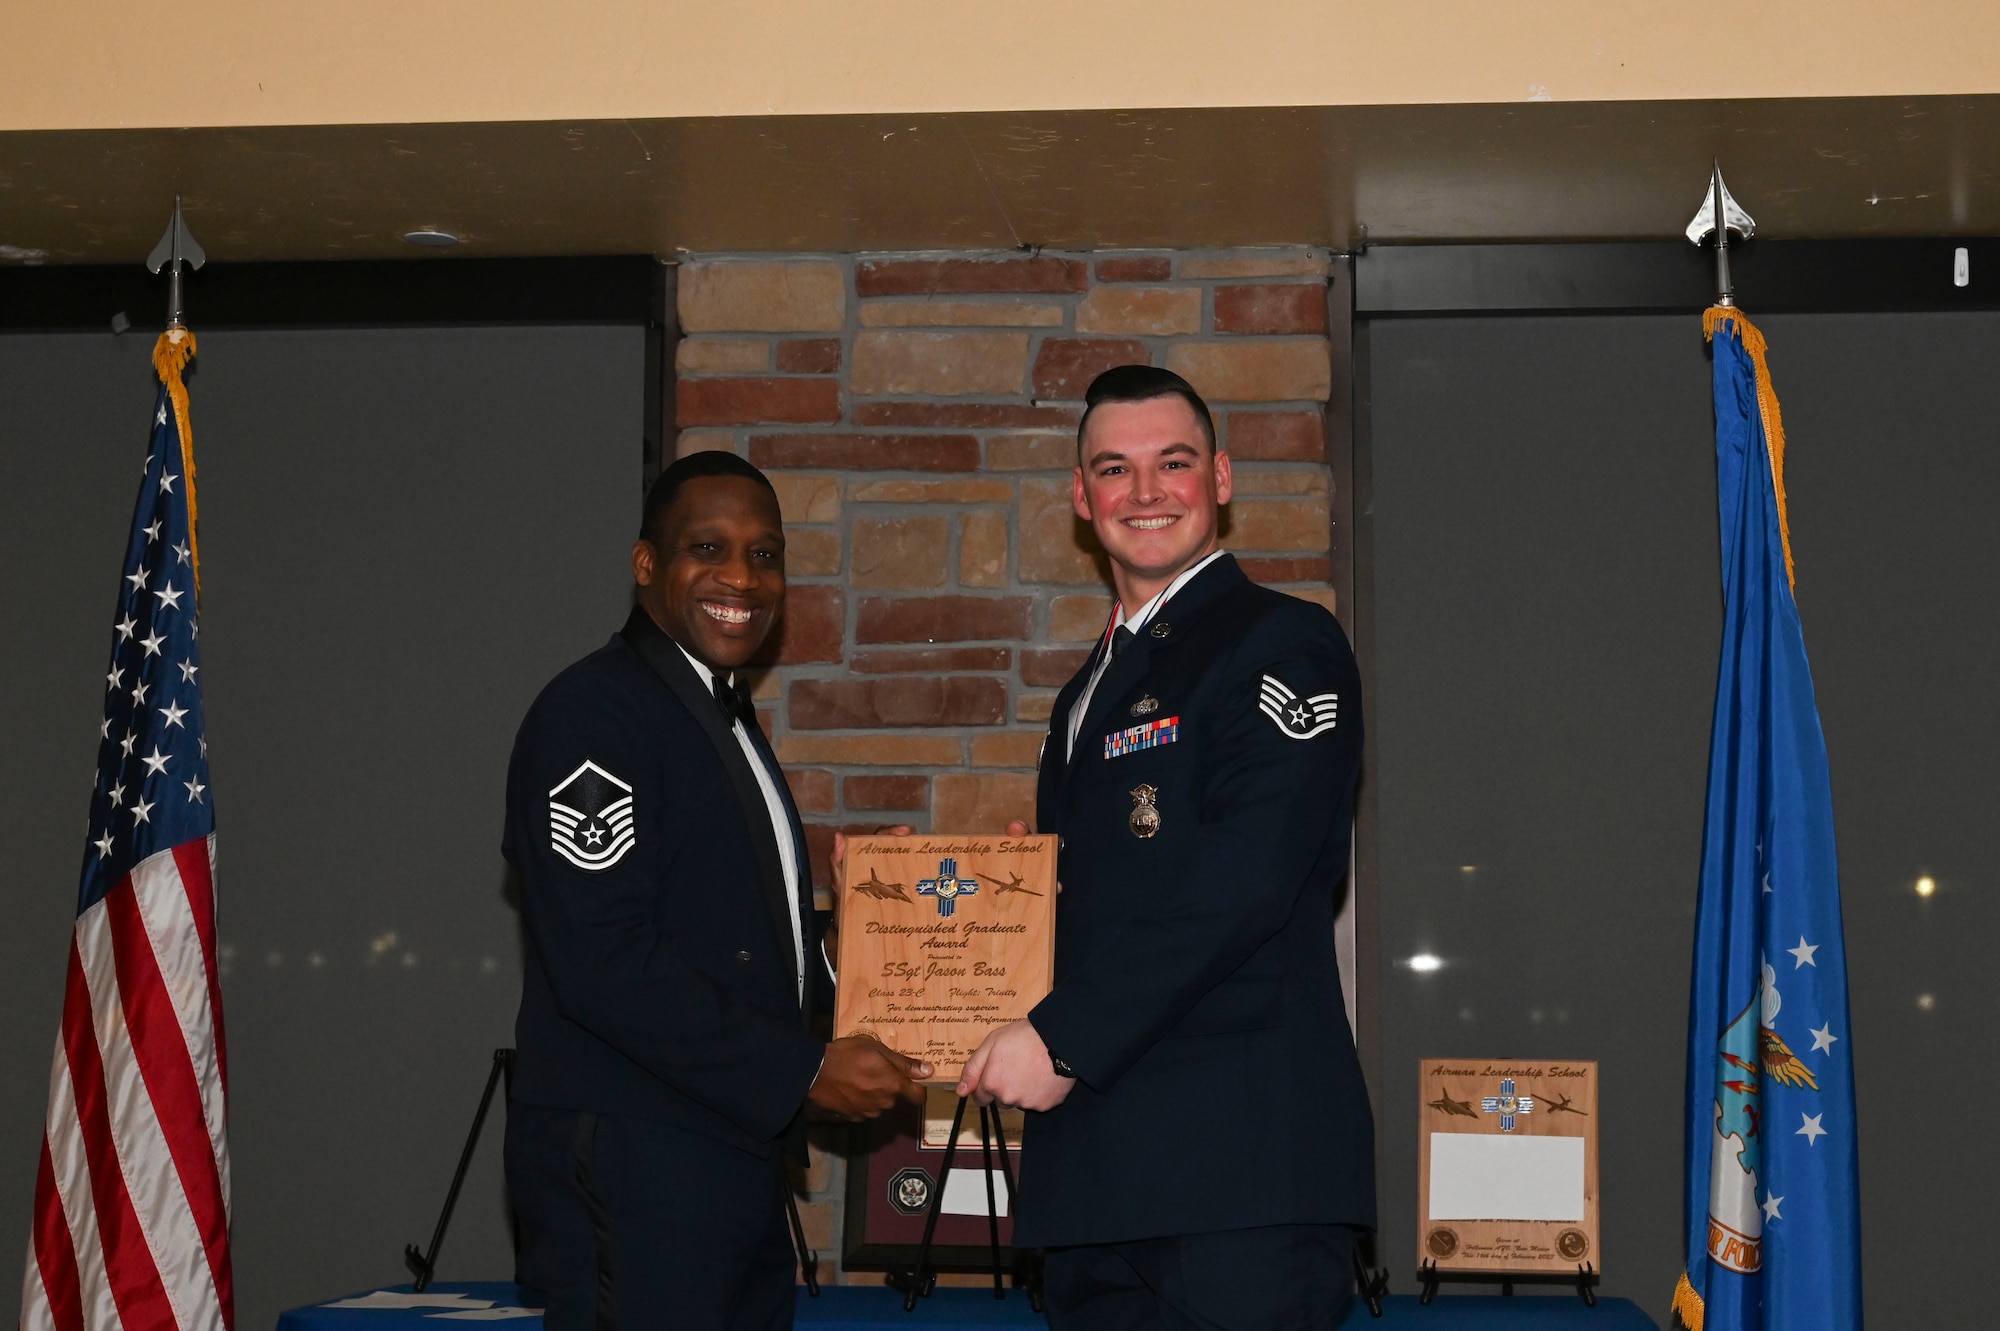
[673,642,806,999]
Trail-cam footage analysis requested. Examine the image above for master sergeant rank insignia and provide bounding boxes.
[549,759,636,872]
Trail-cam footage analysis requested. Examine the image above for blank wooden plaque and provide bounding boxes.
[1416,1058,1601,1276]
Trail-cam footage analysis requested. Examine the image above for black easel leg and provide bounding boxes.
[1577,1262,1596,1306]
[784,1177,820,1297]
[978,1106,1003,1299]
[404,1048,514,1292]
[900,1095,968,1311]
[1418,1259,1439,1306]
[1351,1230,1387,1318]
[989,1119,1042,1313]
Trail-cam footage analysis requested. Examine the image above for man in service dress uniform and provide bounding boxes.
[958,367,1375,1329]
[503,451,930,1331]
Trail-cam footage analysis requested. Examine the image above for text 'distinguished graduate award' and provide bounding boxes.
[835,835,1057,1083]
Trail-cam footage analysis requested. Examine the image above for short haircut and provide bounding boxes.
[639,450,780,545]
[1077,365,1218,458]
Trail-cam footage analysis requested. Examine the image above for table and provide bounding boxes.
[278,1282,1659,1330]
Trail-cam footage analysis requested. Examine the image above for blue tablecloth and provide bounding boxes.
[278,1282,1658,1330]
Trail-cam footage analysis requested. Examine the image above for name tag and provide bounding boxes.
[1105,716,1180,760]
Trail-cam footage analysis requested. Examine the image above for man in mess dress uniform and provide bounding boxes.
[958,366,1375,1329]
[503,451,930,1331]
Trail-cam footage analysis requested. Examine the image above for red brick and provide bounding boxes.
[852,402,1081,430]
[856,257,1088,297]
[1214,284,1328,335]
[809,819,940,889]
[789,677,1007,728]
[856,596,1033,644]
[845,775,931,811]
[853,647,1012,673]
[1022,647,1092,688]
[1094,256,1173,283]
[749,433,979,472]
[678,377,840,427]
[1033,338,1152,400]
[748,584,844,666]
[785,767,836,814]
[802,823,836,889]
[1238,555,1332,583]
[1224,411,1324,461]
[776,338,842,374]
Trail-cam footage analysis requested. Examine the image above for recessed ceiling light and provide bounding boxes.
[403,229,460,248]
[1404,953,1443,973]
[1915,875,1937,898]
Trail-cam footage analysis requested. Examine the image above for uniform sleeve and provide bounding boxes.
[509,681,826,1141]
[1029,606,1362,1091]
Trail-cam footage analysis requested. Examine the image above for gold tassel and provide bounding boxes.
[1704,306,1796,591]
[1671,1270,1706,1331]
[152,328,200,600]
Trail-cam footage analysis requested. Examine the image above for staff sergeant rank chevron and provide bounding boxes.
[1258,674,1339,740]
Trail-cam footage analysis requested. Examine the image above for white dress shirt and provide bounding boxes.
[674,644,806,999]
[1066,549,1227,761]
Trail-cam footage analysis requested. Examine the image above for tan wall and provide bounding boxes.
[7,0,2000,131]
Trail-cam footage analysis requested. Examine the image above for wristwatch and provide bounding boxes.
[1048,1049,1077,1079]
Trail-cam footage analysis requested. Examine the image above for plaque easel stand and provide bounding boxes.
[785,1178,821,1297]
[404,1048,515,1291]
[1416,1260,1598,1306]
[400,1046,825,1298]
[886,1095,1043,1313]
[1353,1231,1390,1317]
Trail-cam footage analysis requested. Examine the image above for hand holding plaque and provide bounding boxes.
[833,834,1058,1084]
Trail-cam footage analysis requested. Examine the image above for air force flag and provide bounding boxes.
[1675,310,1862,1331]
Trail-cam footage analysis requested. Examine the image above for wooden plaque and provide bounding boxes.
[834,834,1057,1083]
[1416,1058,1601,1275]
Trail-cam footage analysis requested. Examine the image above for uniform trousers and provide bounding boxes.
[506,1103,796,1331]
[1042,1223,1356,1331]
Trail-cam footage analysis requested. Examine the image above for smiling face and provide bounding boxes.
[632,474,786,673]
[1073,395,1233,607]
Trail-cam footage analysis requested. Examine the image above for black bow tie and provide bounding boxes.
[712,674,754,726]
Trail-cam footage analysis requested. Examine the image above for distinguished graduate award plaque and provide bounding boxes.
[835,835,1057,1083]
[1417,1058,1601,1281]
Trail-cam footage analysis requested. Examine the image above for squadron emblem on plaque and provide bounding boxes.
[916,858,979,918]
[1482,1078,1535,1132]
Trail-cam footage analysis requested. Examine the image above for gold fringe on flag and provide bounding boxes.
[1670,1270,1705,1331]
[152,327,200,599]
[1704,306,1796,591]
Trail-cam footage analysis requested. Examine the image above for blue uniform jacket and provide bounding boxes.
[503,607,827,1157]
[1018,554,1376,1247]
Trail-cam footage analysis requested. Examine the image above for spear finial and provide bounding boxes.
[145,197,206,331]
[1686,161,1755,307]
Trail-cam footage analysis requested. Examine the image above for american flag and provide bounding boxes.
[22,331,232,1331]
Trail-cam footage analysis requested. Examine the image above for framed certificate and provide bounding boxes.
[842,1087,1027,1270]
